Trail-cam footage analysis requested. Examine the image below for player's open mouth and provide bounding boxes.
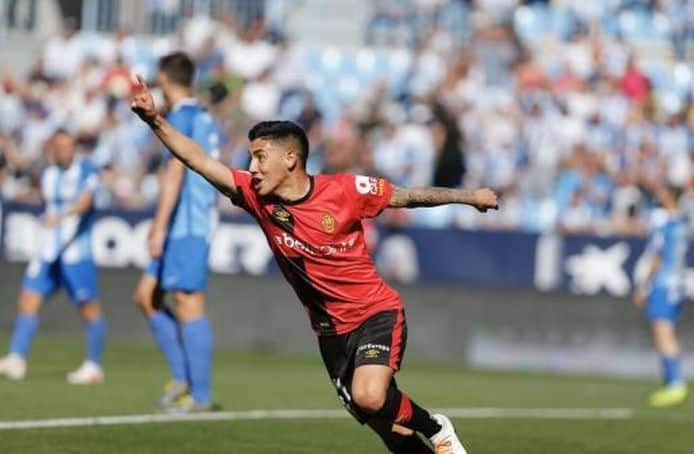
[252,178,262,190]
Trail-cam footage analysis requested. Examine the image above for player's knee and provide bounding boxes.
[351,386,386,414]
[80,301,102,321]
[17,291,41,314]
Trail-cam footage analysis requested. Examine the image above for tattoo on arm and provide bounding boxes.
[389,186,477,208]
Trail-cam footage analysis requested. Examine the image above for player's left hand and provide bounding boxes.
[148,226,166,259]
[473,188,499,213]
[130,75,158,124]
[42,214,62,229]
[633,288,646,310]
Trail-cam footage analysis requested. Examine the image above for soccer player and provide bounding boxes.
[131,76,498,453]
[633,184,689,407]
[0,129,105,384]
[132,52,219,413]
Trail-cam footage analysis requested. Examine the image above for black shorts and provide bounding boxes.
[318,309,407,424]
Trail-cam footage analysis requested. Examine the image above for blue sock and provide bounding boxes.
[181,317,213,405]
[86,317,106,365]
[661,355,683,386]
[9,314,39,358]
[149,310,186,382]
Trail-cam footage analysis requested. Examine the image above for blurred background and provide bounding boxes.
[0,0,692,379]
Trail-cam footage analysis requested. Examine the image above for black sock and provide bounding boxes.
[369,418,432,453]
[375,387,442,438]
[394,434,433,453]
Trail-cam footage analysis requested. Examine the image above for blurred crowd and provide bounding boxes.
[0,0,692,235]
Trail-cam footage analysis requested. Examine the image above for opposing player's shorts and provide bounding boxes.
[146,235,210,292]
[22,258,99,305]
[318,309,407,424]
[646,286,682,322]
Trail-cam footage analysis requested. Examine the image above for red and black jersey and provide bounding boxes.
[229,169,403,336]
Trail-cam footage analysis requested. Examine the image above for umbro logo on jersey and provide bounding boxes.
[272,206,291,222]
[271,205,294,231]
[321,213,336,233]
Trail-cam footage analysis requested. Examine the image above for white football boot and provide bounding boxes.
[67,361,104,385]
[430,414,468,454]
[0,353,27,380]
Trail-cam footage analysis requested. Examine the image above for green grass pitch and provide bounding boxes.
[0,336,692,453]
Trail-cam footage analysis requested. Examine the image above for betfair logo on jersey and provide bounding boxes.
[321,213,336,233]
[273,232,356,257]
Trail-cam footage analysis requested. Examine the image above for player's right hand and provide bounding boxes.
[130,75,158,124]
[148,227,166,259]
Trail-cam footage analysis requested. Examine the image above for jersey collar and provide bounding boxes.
[171,97,198,112]
[273,176,315,206]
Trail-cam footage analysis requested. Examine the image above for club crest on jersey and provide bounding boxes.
[321,213,337,233]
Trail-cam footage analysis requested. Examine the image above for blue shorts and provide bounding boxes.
[646,286,682,322]
[22,258,99,305]
[146,236,210,292]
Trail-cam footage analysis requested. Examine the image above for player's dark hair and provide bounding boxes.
[158,52,195,88]
[52,127,72,139]
[248,121,309,168]
[665,184,685,201]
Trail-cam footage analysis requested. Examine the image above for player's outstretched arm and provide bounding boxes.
[130,75,236,198]
[389,186,499,212]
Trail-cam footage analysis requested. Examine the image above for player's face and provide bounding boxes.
[655,187,675,209]
[155,71,171,108]
[53,133,76,168]
[248,138,292,196]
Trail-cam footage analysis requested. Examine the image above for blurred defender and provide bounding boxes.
[132,53,219,413]
[634,184,689,407]
[0,129,105,384]
[132,76,499,453]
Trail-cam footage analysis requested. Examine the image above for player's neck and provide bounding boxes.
[166,88,194,109]
[273,173,312,204]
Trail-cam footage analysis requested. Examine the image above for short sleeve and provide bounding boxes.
[343,174,393,219]
[647,228,665,254]
[79,160,100,193]
[229,168,260,215]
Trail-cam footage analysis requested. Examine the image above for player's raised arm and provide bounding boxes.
[389,186,499,212]
[130,75,236,198]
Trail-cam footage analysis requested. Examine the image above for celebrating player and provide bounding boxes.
[633,184,689,407]
[0,129,106,384]
[132,53,219,413]
[131,75,498,453]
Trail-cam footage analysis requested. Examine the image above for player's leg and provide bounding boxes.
[645,288,687,407]
[163,236,214,412]
[649,319,687,406]
[63,259,105,384]
[350,310,467,453]
[0,290,45,380]
[174,289,214,410]
[133,266,188,405]
[318,330,433,453]
[0,260,56,380]
[351,365,446,442]
[64,300,106,384]
[366,417,434,453]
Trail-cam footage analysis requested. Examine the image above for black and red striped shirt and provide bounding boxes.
[229,169,403,336]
